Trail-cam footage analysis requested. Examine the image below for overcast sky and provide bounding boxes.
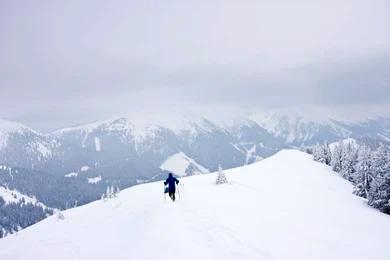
[1,0,389,131]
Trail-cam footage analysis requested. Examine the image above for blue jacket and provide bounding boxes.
[164,174,179,192]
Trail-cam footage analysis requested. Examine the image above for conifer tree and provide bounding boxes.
[340,142,358,182]
[353,145,373,198]
[368,144,390,214]
[331,142,343,172]
[216,165,228,184]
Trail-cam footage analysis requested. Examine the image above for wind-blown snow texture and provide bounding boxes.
[0,150,389,259]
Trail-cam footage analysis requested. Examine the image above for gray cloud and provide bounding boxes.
[0,0,389,131]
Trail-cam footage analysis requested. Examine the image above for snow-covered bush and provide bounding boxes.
[216,165,228,185]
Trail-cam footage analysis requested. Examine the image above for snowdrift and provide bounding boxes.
[0,150,389,259]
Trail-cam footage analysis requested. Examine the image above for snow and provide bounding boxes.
[65,166,90,177]
[0,119,37,149]
[50,112,222,147]
[0,150,389,259]
[160,152,209,176]
[0,186,47,209]
[36,142,52,158]
[26,142,52,161]
[246,144,257,164]
[230,143,263,164]
[132,125,165,151]
[80,165,90,172]
[0,165,10,171]
[329,138,358,151]
[64,172,78,178]
[52,119,109,134]
[94,137,101,152]
[87,176,102,184]
[378,132,390,142]
[250,109,351,145]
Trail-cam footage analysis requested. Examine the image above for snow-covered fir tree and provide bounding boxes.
[313,143,331,165]
[311,140,390,215]
[114,186,120,197]
[353,145,373,198]
[340,142,358,182]
[102,185,120,200]
[368,144,390,214]
[216,165,228,184]
[331,142,343,172]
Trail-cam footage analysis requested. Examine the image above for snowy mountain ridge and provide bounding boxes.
[251,112,353,146]
[0,186,51,211]
[0,149,389,259]
[2,113,390,147]
[1,113,389,182]
[0,119,39,150]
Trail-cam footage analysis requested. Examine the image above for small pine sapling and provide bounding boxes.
[216,165,228,185]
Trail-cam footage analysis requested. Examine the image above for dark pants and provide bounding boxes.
[168,190,176,201]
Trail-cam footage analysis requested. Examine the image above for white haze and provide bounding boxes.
[0,0,389,131]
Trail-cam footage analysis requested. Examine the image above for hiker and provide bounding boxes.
[164,173,179,201]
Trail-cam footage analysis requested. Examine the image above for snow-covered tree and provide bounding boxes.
[106,186,112,198]
[102,185,120,201]
[368,144,390,214]
[311,139,390,215]
[323,143,332,166]
[313,144,324,164]
[353,145,373,198]
[216,165,228,185]
[331,142,343,172]
[114,186,120,197]
[340,142,358,182]
[312,143,331,166]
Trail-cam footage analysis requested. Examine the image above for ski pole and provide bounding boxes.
[163,184,166,202]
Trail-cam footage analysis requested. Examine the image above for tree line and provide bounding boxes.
[310,141,390,215]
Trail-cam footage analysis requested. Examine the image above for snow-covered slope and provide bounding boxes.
[0,119,36,149]
[160,152,209,176]
[0,119,54,168]
[0,150,389,259]
[0,186,46,208]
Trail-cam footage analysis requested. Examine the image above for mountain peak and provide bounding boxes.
[0,119,39,149]
[0,119,35,134]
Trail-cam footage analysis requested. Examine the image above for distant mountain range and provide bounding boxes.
[1,112,389,237]
[1,114,390,181]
